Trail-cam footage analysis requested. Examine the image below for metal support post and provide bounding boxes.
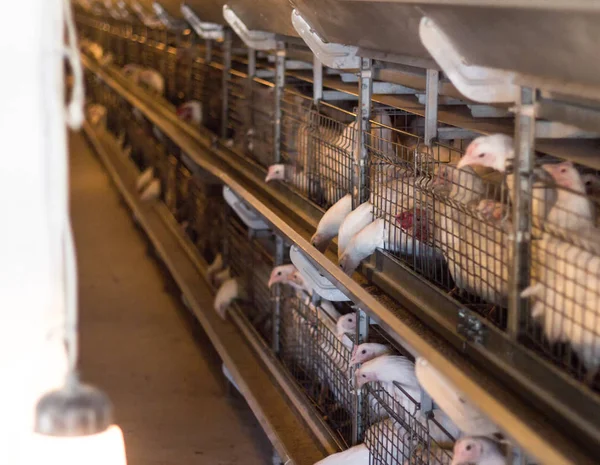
[204,39,213,64]
[273,41,286,163]
[354,58,373,209]
[352,307,370,444]
[424,69,439,146]
[221,28,232,139]
[508,87,536,339]
[313,55,323,104]
[272,235,285,354]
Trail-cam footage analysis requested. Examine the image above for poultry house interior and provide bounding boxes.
[7,0,600,464]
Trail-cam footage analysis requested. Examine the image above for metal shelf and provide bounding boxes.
[81,54,599,465]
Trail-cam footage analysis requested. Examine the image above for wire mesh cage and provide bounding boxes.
[227,74,276,167]
[522,160,600,388]
[190,59,223,135]
[280,296,355,446]
[223,213,276,345]
[279,97,357,210]
[186,174,225,262]
[364,112,510,327]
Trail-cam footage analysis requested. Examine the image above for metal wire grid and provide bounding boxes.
[362,383,453,465]
[224,214,275,345]
[279,296,355,446]
[366,118,510,327]
[190,61,223,135]
[280,90,315,198]
[227,75,276,167]
[279,98,357,209]
[187,177,224,261]
[523,164,600,387]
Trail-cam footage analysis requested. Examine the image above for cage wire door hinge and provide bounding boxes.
[457,309,487,344]
[180,5,224,40]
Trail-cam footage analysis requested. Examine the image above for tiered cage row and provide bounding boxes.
[75,2,600,461]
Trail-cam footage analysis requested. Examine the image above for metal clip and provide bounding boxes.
[457,309,486,344]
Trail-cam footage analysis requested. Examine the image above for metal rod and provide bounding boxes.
[508,87,536,339]
[354,58,373,209]
[352,307,370,445]
[272,235,284,354]
[313,55,323,104]
[424,69,439,146]
[220,28,232,139]
[204,39,213,63]
[273,41,286,164]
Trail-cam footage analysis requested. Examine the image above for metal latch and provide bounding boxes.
[457,309,486,344]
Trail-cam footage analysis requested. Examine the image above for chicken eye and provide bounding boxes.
[478,153,485,158]
[466,445,472,451]
[560,168,567,173]
[348,318,353,323]
[277,271,281,276]
[361,349,367,354]
[362,374,366,378]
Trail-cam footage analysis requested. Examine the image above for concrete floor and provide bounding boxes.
[69,131,273,465]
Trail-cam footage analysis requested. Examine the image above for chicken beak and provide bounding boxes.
[456,155,471,170]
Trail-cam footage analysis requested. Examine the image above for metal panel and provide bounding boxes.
[184,0,299,36]
[417,5,600,93]
[292,0,429,59]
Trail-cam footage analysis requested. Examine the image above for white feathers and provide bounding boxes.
[337,201,374,259]
[213,278,240,319]
[139,178,161,202]
[313,444,369,465]
[416,357,499,436]
[311,194,353,253]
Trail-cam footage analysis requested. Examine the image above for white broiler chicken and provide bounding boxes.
[267,264,298,289]
[349,343,391,366]
[355,355,421,415]
[310,194,353,252]
[401,164,511,307]
[451,437,506,465]
[521,164,600,382]
[356,355,460,443]
[213,277,246,319]
[176,100,203,126]
[522,238,600,383]
[138,68,165,96]
[122,64,145,85]
[415,357,499,436]
[313,444,369,465]
[457,133,556,237]
[541,161,595,234]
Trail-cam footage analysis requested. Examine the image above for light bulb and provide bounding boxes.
[31,375,127,464]
[29,425,127,465]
